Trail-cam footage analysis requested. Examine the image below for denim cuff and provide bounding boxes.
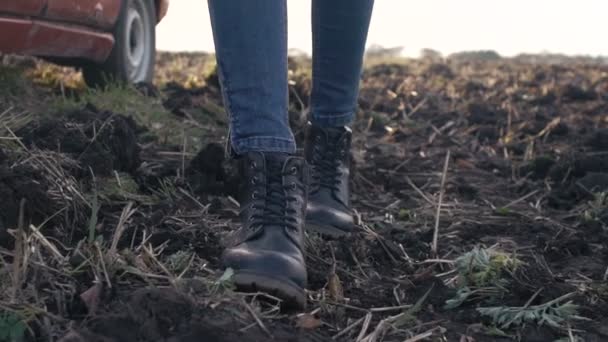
[311,111,355,127]
[231,136,297,155]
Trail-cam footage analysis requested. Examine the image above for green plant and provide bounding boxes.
[398,208,411,220]
[153,178,179,201]
[0,312,26,342]
[209,268,235,295]
[445,247,520,309]
[477,293,585,329]
[477,295,583,329]
[0,66,29,98]
[494,207,511,216]
[166,251,193,273]
[97,174,157,205]
[216,268,234,287]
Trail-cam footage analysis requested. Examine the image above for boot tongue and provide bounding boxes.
[310,127,350,194]
[263,153,289,227]
[265,152,289,165]
[323,127,347,141]
[265,152,290,177]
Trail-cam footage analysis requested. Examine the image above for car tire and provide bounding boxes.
[83,0,156,88]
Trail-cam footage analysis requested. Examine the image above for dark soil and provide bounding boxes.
[2,56,608,342]
[60,288,327,342]
[17,103,141,176]
[0,160,54,246]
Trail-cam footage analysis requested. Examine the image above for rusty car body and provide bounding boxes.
[0,0,169,85]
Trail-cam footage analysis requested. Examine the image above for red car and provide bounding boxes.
[0,0,169,86]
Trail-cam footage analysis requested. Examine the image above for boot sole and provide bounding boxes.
[233,271,306,310]
[307,221,352,239]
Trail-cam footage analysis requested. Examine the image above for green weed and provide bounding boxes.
[166,251,194,274]
[97,173,158,205]
[445,247,520,309]
[0,311,26,342]
[494,207,511,216]
[0,65,29,98]
[397,208,412,220]
[209,268,235,295]
[478,295,583,329]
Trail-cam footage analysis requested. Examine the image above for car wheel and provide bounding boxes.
[83,0,156,87]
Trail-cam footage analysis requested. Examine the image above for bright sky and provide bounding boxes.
[157,0,608,57]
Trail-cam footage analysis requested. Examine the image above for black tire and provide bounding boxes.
[83,0,156,88]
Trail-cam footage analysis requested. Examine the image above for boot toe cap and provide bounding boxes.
[222,245,307,289]
[306,200,355,235]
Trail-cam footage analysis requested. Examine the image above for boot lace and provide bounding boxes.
[310,134,346,194]
[249,159,300,231]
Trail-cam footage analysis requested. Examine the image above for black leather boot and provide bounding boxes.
[305,123,355,237]
[222,152,308,308]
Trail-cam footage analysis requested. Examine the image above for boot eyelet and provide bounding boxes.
[252,191,259,199]
[250,161,257,169]
[290,183,297,190]
[251,176,258,185]
[290,166,297,175]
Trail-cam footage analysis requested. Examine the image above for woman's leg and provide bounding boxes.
[207,0,308,309]
[305,0,374,237]
[310,0,374,127]
[207,0,294,155]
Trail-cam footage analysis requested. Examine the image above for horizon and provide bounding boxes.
[156,0,608,58]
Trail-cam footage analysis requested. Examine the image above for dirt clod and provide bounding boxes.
[467,103,505,125]
[17,105,140,176]
[0,163,53,241]
[560,84,597,102]
[186,142,230,196]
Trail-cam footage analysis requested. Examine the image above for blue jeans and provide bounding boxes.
[207,0,374,154]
